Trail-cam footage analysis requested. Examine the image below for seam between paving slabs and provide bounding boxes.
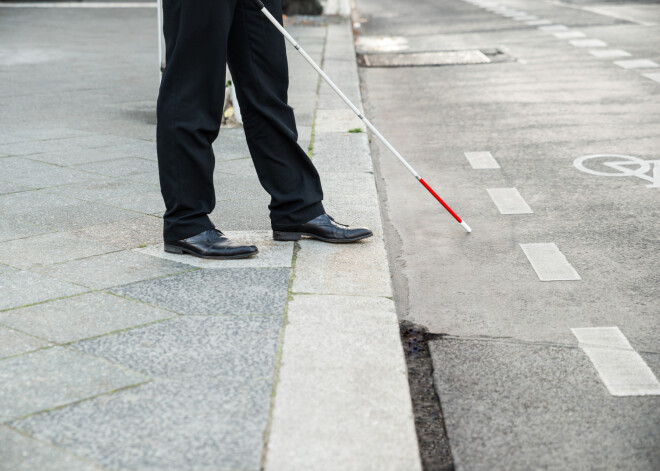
[260,240,301,469]
[4,423,115,471]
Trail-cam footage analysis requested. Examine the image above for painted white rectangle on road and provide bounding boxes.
[487,188,533,214]
[465,151,500,169]
[614,59,660,69]
[643,72,660,83]
[570,39,607,48]
[572,327,660,396]
[520,243,581,281]
[589,49,631,59]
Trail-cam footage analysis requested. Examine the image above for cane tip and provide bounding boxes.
[460,221,472,233]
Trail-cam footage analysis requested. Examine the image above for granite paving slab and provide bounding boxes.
[11,378,272,471]
[312,132,373,173]
[212,173,270,201]
[15,200,141,232]
[109,267,291,316]
[71,215,163,250]
[0,327,50,360]
[0,347,146,422]
[45,178,150,203]
[124,171,161,186]
[135,231,294,269]
[293,238,391,296]
[315,109,365,134]
[0,426,104,471]
[9,127,90,141]
[210,199,272,231]
[0,292,172,345]
[266,294,421,471]
[35,250,192,290]
[0,215,51,243]
[0,157,99,188]
[0,270,88,311]
[73,315,282,380]
[103,191,165,214]
[214,157,258,177]
[319,171,377,197]
[321,194,385,238]
[74,157,157,178]
[0,232,118,270]
[0,180,33,195]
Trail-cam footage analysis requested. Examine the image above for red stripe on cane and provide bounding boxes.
[418,178,462,223]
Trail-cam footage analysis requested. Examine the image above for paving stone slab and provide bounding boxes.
[312,132,373,173]
[0,347,146,422]
[213,173,270,201]
[293,238,391,296]
[315,109,365,133]
[319,171,377,197]
[0,292,172,345]
[0,232,118,270]
[0,270,88,312]
[73,315,282,380]
[15,200,140,232]
[0,426,104,471]
[45,178,151,203]
[210,198,272,231]
[0,215,51,243]
[9,127,90,141]
[103,191,166,214]
[71,215,163,250]
[322,194,385,238]
[0,327,50,359]
[110,267,291,316]
[124,171,161,186]
[266,295,421,471]
[35,250,192,290]
[0,180,32,195]
[12,378,272,471]
[136,231,294,269]
[0,157,100,188]
[74,157,157,178]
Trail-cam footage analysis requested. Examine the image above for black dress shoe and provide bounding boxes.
[164,229,258,259]
[273,214,373,243]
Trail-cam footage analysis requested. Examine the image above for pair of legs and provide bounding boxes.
[157,0,325,243]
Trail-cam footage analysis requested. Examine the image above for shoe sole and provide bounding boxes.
[272,231,373,243]
[164,244,258,260]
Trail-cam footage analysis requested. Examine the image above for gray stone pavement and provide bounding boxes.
[0,2,420,471]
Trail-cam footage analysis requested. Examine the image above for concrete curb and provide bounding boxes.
[264,19,422,471]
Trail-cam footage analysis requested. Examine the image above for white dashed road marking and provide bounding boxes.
[643,72,660,83]
[589,49,631,59]
[570,39,608,48]
[486,188,533,214]
[614,59,660,69]
[465,151,500,169]
[572,327,660,396]
[520,243,581,281]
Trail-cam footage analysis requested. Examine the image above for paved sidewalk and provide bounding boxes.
[0,3,420,471]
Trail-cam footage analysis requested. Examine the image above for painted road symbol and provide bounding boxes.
[574,154,660,188]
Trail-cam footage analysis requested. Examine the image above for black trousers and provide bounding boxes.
[157,0,325,242]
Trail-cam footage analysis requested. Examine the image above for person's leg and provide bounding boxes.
[157,0,236,242]
[226,0,325,230]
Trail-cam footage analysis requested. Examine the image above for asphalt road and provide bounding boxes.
[354,0,660,469]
